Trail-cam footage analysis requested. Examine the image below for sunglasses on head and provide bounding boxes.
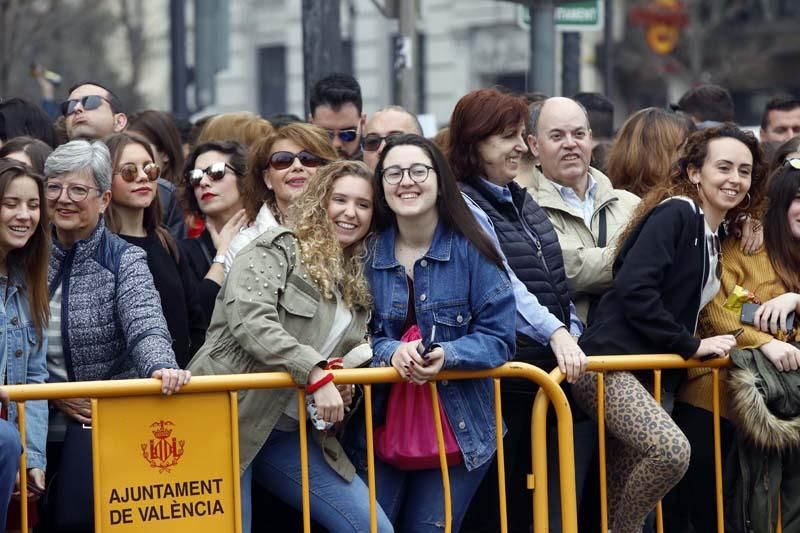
[186,162,236,187]
[785,157,800,170]
[60,95,111,116]
[363,132,402,152]
[325,129,359,143]
[115,162,160,183]
[268,151,325,171]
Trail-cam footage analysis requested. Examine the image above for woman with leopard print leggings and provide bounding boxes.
[574,126,767,532]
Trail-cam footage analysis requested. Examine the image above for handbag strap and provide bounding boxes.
[597,208,607,248]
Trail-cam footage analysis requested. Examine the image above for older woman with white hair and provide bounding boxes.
[41,139,190,531]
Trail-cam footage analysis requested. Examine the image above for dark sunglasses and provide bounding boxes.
[363,133,402,152]
[268,151,325,171]
[186,162,236,187]
[60,95,111,116]
[325,129,359,143]
[116,162,160,183]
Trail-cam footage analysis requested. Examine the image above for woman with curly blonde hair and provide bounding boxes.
[224,122,337,271]
[291,159,374,309]
[187,157,392,533]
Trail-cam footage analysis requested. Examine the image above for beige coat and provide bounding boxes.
[528,167,640,323]
[188,227,367,479]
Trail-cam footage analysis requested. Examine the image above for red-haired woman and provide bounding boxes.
[447,88,587,532]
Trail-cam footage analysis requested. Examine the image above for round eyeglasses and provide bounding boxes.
[381,163,434,185]
[45,182,103,202]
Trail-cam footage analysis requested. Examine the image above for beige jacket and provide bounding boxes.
[528,167,640,323]
[188,227,368,479]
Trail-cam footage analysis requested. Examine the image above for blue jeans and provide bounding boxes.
[240,429,393,533]
[367,457,491,532]
[0,419,21,529]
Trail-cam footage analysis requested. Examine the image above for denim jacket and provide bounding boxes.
[3,269,48,470]
[366,222,516,470]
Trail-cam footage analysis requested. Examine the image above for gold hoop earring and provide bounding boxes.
[739,192,751,210]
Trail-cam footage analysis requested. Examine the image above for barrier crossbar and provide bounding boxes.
[3,362,577,533]
[531,354,778,533]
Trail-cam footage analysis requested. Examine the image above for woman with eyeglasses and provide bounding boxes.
[103,132,205,368]
[666,153,800,532]
[572,125,766,533]
[178,140,249,321]
[350,134,515,532]
[42,140,189,531]
[224,123,337,271]
[188,159,393,533]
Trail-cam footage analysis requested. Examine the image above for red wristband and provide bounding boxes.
[305,372,334,394]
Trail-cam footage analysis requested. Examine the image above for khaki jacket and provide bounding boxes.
[528,167,640,323]
[188,227,368,480]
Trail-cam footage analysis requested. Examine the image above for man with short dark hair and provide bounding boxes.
[362,105,422,170]
[572,92,614,145]
[61,81,186,238]
[671,83,735,128]
[308,73,365,160]
[760,95,800,143]
[63,81,127,140]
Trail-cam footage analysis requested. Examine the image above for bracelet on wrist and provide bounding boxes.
[305,372,334,394]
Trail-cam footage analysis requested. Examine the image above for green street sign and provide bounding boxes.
[517,1,603,32]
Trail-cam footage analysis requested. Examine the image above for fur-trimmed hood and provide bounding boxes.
[729,347,800,451]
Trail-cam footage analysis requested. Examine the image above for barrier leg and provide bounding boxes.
[597,372,608,533]
[712,369,725,533]
[653,370,664,533]
[494,379,508,533]
[364,384,378,533]
[17,402,27,532]
[297,390,311,533]
[430,383,452,533]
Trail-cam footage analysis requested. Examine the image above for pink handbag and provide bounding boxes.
[374,325,462,470]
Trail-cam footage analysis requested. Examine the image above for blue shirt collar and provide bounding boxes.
[478,176,514,204]
[371,220,453,269]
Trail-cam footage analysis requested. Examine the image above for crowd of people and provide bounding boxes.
[0,73,797,533]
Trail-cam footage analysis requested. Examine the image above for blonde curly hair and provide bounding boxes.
[291,160,374,310]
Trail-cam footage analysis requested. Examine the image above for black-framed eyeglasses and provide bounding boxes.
[45,182,103,202]
[363,133,402,152]
[381,163,434,185]
[186,162,236,187]
[60,95,111,116]
[325,128,359,143]
[784,157,800,170]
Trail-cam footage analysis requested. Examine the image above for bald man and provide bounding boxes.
[363,106,422,170]
[528,97,639,324]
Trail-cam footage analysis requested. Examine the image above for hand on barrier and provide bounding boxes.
[151,368,192,395]
[754,293,800,335]
[337,383,355,409]
[693,334,737,359]
[13,468,45,500]
[761,339,800,372]
[308,367,344,424]
[390,341,428,384]
[54,397,92,424]
[549,327,587,383]
[408,346,445,384]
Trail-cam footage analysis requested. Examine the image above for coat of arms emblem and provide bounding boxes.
[141,420,185,473]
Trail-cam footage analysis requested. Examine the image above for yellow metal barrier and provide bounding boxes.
[3,362,577,533]
[532,354,733,533]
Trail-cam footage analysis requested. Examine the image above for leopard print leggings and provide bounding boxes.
[572,371,691,533]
